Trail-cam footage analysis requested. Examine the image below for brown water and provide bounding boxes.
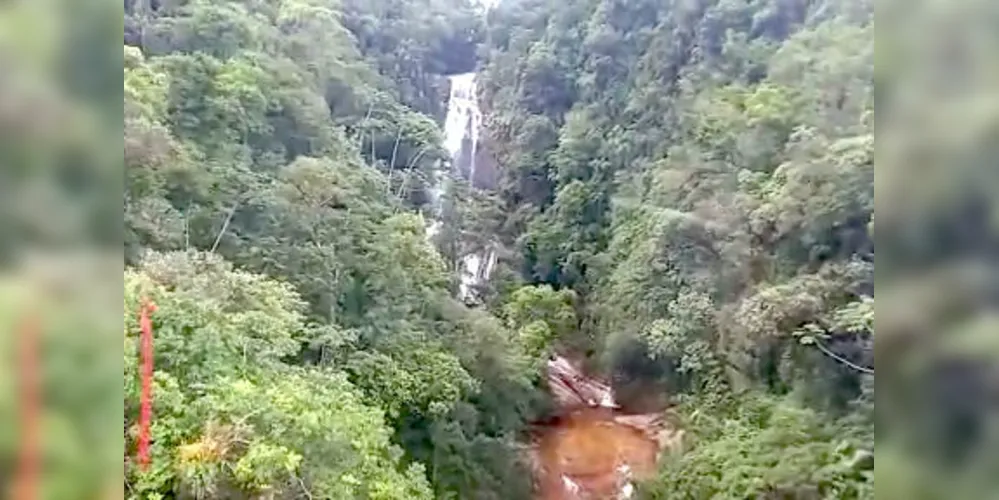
[528,356,674,500]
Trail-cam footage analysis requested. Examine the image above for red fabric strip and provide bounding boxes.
[137,300,157,470]
[15,315,40,500]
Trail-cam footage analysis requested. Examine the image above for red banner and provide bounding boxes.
[137,300,157,470]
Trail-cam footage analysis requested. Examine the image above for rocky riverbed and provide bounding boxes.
[527,356,683,499]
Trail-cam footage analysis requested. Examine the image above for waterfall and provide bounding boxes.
[433,72,497,303]
[443,73,479,180]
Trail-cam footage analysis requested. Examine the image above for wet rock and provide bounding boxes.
[529,355,678,499]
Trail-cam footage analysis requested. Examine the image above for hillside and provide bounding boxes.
[121,0,882,498]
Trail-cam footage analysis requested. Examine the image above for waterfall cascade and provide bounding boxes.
[443,73,480,181]
[432,72,498,303]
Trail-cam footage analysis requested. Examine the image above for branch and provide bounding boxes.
[358,103,373,152]
[297,476,314,500]
[390,126,403,171]
[394,146,432,201]
[813,338,874,375]
[386,126,404,195]
[210,205,238,253]
[405,144,429,171]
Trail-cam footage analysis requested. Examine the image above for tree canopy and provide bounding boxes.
[109,0,997,497]
[123,1,542,498]
[475,0,876,496]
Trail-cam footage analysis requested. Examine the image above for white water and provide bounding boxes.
[430,72,497,303]
[562,475,581,495]
[617,463,635,499]
[443,73,480,180]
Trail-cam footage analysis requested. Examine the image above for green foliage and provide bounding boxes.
[122,2,543,497]
[473,0,877,496]
[503,284,577,358]
[118,0,893,497]
[641,396,873,499]
[342,0,484,117]
[347,347,479,420]
[124,252,432,499]
[0,264,120,500]
[479,0,874,393]
[641,291,719,391]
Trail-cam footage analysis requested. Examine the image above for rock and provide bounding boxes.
[532,354,679,499]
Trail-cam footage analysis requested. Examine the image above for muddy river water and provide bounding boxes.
[527,356,676,499]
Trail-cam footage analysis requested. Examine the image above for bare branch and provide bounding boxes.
[813,339,874,375]
[210,205,238,253]
[386,126,404,195]
[357,103,374,152]
[405,145,429,170]
[390,126,403,170]
[297,476,314,500]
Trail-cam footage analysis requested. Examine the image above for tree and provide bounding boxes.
[503,284,578,359]
[124,251,433,499]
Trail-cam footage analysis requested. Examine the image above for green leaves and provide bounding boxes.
[125,252,434,499]
[348,347,479,419]
[643,396,873,499]
[503,284,577,358]
[642,293,716,369]
[118,0,886,497]
[121,0,545,498]
[475,2,876,494]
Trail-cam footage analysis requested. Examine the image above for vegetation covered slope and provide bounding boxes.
[473,0,876,497]
[125,1,543,498]
[120,0,999,498]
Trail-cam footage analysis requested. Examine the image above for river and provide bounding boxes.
[529,355,674,499]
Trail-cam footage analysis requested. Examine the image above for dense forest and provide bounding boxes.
[114,0,994,498]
